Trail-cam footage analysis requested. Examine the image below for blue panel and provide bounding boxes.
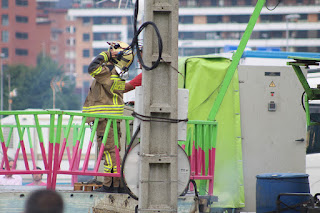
[242,51,320,59]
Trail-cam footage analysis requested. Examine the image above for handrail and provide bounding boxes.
[0,110,217,195]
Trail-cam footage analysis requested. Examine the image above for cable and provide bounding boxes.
[132,111,188,123]
[161,58,185,78]
[301,91,306,112]
[126,0,163,71]
[265,0,282,11]
[301,91,320,123]
[120,124,141,200]
[189,179,199,198]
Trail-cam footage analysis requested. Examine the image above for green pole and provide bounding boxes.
[63,115,74,146]
[208,0,266,121]
[34,114,45,144]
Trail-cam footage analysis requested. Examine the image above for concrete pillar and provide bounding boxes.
[138,0,179,212]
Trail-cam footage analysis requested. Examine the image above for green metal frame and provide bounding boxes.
[0,110,218,193]
[208,0,266,120]
[287,56,320,126]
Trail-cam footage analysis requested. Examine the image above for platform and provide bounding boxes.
[0,186,204,213]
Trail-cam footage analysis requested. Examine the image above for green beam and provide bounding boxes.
[289,64,315,100]
[208,0,266,121]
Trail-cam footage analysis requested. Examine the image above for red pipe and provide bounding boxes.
[39,142,48,169]
[20,140,30,170]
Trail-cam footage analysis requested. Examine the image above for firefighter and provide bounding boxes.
[83,41,134,193]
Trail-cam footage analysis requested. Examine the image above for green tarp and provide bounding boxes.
[178,55,245,208]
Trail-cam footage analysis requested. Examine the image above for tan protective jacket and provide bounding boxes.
[82,51,125,117]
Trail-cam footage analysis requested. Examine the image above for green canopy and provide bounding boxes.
[179,55,245,208]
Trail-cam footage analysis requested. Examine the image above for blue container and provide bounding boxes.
[256,173,310,213]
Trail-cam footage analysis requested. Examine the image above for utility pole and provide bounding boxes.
[50,78,56,109]
[0,53,4,119]
[8,73,11,111]
[285,14,300,52]
[139,0,179,212]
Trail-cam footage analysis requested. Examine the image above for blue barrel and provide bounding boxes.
[256,173,310,213]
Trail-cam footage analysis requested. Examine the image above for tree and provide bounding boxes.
[2,54,81,110]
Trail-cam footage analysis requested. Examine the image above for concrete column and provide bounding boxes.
[138,0,179,212]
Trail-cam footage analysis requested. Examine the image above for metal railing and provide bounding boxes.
[0,110,217,195]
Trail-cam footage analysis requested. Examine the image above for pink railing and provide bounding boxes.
[0,111,217,195]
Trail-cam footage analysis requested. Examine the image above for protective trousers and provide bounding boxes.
[97,119,122,188]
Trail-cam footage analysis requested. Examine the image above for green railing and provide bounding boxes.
[0,110,217,195]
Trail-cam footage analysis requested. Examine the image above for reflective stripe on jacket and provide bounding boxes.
[82,51,125,116]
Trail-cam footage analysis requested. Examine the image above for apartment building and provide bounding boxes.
[1,0,320,103]
[68,0,320,95]
[46,8,77,79]
[0,0,76,73]
[0,0,51,67]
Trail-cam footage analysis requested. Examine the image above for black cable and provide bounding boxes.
[301,91,320,123]
[189,179,199,198]
[120,124,141,201]
[301,91,306,112]
[265,0,282,11]
[126,0,163,71]
[132,111,188,123]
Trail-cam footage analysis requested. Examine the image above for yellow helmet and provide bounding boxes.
[108,41,134,80]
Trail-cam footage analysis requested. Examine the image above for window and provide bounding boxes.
[206,32,221,39]
[16,16,28,23]
[83,65,89,73]
[210,0,218,6]
[66,63,75,71]
[1,14,8,25]
[245,0,251,5]
[230,15,250,23]
[82,17,90,25]
[271,31,283,38]
[66,26,76,33]
[207,15,222,23]
[193,32,206,40]
[66,38,75,46]
[83,33,90,41]
[50,46,58,55]
[1,47,8,58]
[66,15,75,21]
[179,32,194,39]
[65,51,76,59]
[15,32,28,39]
[93,32,120,41]
[296,30,308,38]
[1,31,9,42]
[93,17,121,25]
[93,48,105,56]
[2,0,8,8]
[15,48,28,56]
[16,0,28,6]
[51,33,58,41]
[83,49,90,58]
[179,16,193,24]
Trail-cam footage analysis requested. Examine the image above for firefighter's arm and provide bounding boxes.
[88,50,117,78]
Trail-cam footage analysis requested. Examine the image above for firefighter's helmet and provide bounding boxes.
[108,41,134,80]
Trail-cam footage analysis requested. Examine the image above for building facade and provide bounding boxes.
[0,0,51,67]
[1,0,320,104]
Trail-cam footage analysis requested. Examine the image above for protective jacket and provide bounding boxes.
[82,51,125,116]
